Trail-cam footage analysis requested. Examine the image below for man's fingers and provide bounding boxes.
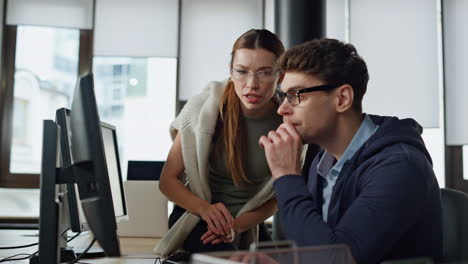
[259,135,270,149]
[267,130,281,143]
[278,123,301,142]
[275,127,290,142]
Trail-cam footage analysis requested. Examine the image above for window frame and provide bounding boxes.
[0,25,93,188]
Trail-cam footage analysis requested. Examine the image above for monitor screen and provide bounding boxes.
[100,121,127,222]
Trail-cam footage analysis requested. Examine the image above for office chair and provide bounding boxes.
[440,187,468,262]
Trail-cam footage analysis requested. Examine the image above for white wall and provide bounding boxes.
[326,0,445,186]
[351,0,440,128]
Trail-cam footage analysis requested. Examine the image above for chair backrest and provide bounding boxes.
[440,188,468,262]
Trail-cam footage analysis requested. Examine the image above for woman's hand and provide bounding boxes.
[200,229,235,245]
[197,202,234,235]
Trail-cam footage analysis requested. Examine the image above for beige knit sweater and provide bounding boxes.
[153,80,277,257]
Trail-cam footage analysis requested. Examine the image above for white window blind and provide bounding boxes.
[350,0,440,128]
[93,0,179,57]
[179,0,263,101]
[6,0,93,29]
[444,0,468,145]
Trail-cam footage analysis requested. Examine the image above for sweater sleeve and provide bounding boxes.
[274,156,430,264]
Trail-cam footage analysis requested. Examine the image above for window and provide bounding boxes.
[9,26,79,174]
[93,57,177,178]
[12,98,28,145]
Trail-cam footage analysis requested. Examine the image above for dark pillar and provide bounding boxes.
[275,0,326,49]
[445,146,468,194]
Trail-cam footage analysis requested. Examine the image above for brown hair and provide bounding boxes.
[278,38,369,113]
[219,29,284,186]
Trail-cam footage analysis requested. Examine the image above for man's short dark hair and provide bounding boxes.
[278,38,369,113]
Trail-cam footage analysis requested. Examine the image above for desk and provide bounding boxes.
[0,230,162,263]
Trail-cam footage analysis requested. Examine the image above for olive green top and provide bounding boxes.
[208,112,283,217]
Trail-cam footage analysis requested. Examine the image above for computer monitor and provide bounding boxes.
[55,108,88,233]
[68,73,121,257]
[99,121,127,223]
[56,108,128,233]
[34,74,124,263]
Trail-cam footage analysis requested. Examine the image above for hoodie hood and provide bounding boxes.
[353,114,432,165]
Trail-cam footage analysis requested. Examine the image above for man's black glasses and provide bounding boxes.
[274,85,337,106]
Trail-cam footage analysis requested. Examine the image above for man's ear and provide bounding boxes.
[335,84,354,113]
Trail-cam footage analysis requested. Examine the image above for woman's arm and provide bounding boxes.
[159,133,233,235]
[233,197,278,233]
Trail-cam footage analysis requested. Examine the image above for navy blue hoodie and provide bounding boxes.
[273,115,442,264]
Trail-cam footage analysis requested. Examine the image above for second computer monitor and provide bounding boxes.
[56,108,127,233]
[100,121,127,223]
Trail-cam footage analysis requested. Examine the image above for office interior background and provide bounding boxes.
[0,0,467,224]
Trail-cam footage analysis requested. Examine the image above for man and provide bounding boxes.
[259,39,442,264]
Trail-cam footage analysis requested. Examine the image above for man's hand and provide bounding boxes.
[197,202,234,235]
[259,123,303,179]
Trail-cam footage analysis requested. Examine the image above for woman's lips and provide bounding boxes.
[244,94,261,104]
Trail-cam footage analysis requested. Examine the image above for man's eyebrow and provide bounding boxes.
[281,85,304,92]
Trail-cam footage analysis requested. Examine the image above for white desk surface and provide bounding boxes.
[0,229,162,263]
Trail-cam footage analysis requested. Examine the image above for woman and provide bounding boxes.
[155,29,285,257]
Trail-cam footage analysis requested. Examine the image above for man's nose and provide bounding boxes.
[277,98,292,116]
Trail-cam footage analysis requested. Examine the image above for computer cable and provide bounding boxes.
[153,256,164,264]
[0,242,39,250]
[0,230,82,262]
[0,253,34,262]
[0,228,74,250]
[67,238,96,264]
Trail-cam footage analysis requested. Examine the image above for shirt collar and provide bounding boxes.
[317,114,379,179]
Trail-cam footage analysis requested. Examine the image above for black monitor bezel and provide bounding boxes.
[56,108,89,233]
[69,73,121,257]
